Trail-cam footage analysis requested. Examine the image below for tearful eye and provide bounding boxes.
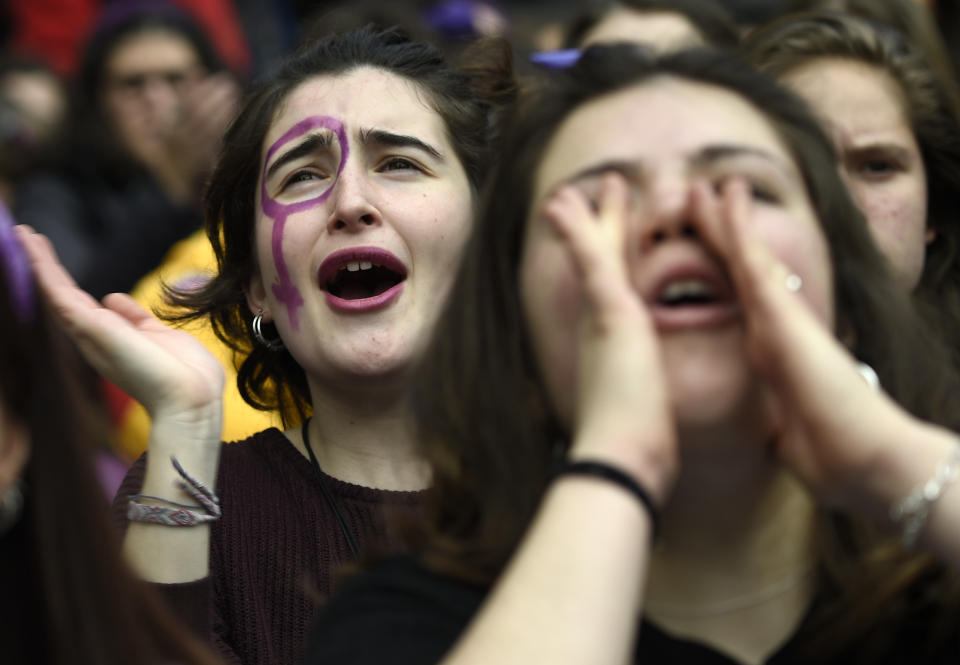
[281,170,325,191]
[381,158,422,172]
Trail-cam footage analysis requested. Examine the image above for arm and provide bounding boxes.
[694,178,960,568]
[18,226,225,583]
[113,456,242,664]
[443,175,676,665]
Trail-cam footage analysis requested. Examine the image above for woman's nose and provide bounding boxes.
[637,177,698,250]
[326,168,382,233]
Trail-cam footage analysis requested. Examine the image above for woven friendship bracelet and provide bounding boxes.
[127,456,221,527]
[890,441,960,548]
[555,460,661,540]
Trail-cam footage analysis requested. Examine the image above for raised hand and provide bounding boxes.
[540,173,677,502]
[161,72,240,200]
[691,178,955,520]
[16,225,224,422]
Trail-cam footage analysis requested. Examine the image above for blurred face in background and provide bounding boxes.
[579,9,705,52]
[781,57,930,290]
[0,69,66,145]
[101,28,204,162]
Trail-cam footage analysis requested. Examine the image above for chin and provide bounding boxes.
[335,346,416,380]
[301,333,422,388]
[665,343,770,447]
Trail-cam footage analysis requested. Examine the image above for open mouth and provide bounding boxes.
[646,266,738,331]
[326,261,405,300]
[317,248,408,303]
[655,279,721,307]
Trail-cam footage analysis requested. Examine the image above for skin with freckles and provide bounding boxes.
[781,57,930,290]
[248,67,474,386]
[521,77,833,453]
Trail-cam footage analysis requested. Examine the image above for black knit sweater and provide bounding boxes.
[112,428,423,665]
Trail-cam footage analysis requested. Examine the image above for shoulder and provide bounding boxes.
[304,555,487,665]
[217,427,306,480]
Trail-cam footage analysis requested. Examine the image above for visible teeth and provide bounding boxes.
[660,280,715,302]
[343,261,374,273]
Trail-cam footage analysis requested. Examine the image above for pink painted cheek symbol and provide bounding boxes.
[260,115,349,330]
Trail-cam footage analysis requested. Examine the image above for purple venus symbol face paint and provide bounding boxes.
[260,115,349,330]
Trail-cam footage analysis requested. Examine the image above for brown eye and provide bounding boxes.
[847,148,907,182]
[281,170,327,192]
[857,159,897,178]
[748,183,778,203]
[712,176,779,204]
[381,158,422,172]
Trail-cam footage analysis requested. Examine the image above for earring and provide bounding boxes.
[857,362,880,392]
[0,481,23,536]
[252,309,284,351]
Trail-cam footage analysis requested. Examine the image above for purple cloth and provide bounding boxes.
[530,49,582,70]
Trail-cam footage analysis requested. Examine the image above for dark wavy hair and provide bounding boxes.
[411,45,960,658]
[0,228,219,665]
[71,2,226,184]
[742,11,960,374]
[785,0,960,100]
[563,0,740,50]
[167,26,514,425]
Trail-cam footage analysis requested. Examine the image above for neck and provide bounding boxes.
[289,379,429,492]
[645,440,819,664]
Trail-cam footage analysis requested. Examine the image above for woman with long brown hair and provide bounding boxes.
[304,46,960,664]
[742,12,960,370]
[19,26,513,665]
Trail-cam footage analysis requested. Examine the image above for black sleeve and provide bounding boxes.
[14,173,95,280]
[303,556,487,665]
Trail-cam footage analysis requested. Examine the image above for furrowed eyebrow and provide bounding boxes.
[359,128,443,160]
[845,142,913,160]
[266,133,334,180]
[558,145,798,190]
[565,159,640,185]
[693,144,798,182]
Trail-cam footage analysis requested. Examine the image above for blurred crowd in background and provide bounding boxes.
[1,0,958,482]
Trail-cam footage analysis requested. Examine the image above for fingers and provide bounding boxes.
[15,226,101,317]
[102,292,161,328]
[541,174,639,324]
[691,179,792,320]
[691,178,895,449]
[178,74,239,138]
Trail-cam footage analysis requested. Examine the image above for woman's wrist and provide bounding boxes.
[885,426,960,548]
[555,460,662,539]
[857,421,959,538]
[568,424,677,505]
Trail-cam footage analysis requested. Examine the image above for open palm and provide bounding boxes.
[17,226,224,417]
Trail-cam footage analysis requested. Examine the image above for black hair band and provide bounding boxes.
[556,460,660,541]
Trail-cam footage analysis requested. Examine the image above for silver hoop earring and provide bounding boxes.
[0,482,24,536]
[252,310,284,351]
[857,362,880,392]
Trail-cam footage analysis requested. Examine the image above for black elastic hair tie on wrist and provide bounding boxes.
[556,460,661,540]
